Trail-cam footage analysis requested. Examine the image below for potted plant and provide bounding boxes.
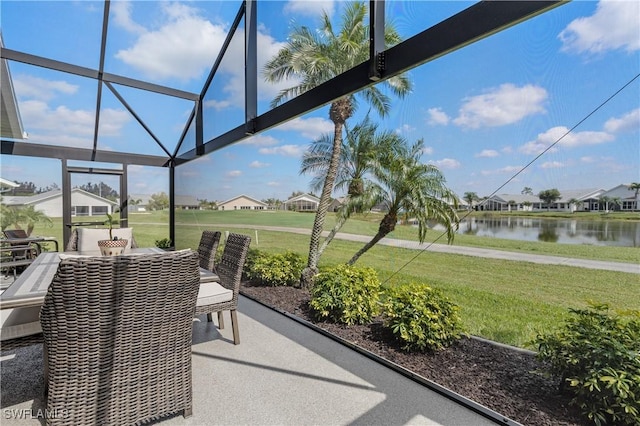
[97,213,128,256]
[154,238,174,251]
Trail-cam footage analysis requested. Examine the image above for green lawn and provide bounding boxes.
[25,210,640,349]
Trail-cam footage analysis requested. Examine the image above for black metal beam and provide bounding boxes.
[1,140,169,167]
[176,1,563,164]
[0,48,199,101]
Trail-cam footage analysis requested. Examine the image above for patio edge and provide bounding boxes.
[239,292,523,426]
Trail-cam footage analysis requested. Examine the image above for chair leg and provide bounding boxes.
[206,313,213,322]
[230,309,240,345]
[183,407,193,418]
[217,311,225,329]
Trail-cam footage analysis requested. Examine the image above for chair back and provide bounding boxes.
[217,233,251,297]
[40,250,200,425]
[197,230,221,271]
[3,229,28,240]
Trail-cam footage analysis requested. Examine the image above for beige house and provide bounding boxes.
[217,194,267,211]
[2,188,118,217]
[283,193,320,212]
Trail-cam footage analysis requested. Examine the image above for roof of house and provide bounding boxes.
[175,195,199,206]
[599,184,639,200]
[489,188,605,204]
[285,193,320,203]
[218,194,267,207]
[2,188,118,206]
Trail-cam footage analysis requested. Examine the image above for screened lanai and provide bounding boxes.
[0,0,564,249]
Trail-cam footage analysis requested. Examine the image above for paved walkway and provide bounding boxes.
[1,297,498,425]
[212,224,640,274]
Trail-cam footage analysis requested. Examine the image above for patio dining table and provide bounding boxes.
[0,248,220,310]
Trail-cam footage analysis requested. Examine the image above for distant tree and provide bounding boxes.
[37,182,60,193]
[148,192,169,211]
[198,199,216,210]
[599,196,621,212]
[538,189,561,211]
[629,182,640,211]
[568,198,581,213]
[521,187,533,195]
[507,200,516,212]
[9,181,37,196]
[79,182,118,201]
[262,198,282,209]
[289,191,305,198]
[0,205,52,235]
[463,192,479,211]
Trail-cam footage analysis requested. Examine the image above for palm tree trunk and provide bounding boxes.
[347,212,396,265]
[317,214,348,257]
[300,120,345,288]
[347,231,387,265]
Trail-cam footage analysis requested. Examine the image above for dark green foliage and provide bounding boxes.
[310,264,381,325]
[244,249,305,286]
[381,282,463,351]
[533,302,640,425]
[154,238,172,249]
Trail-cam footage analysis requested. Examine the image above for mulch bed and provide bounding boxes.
[240,281,588,426]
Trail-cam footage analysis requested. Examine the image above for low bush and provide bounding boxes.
[533,302,640,426]
[381,282,463,352]
[244,249,305,286]
[310,264,381,325]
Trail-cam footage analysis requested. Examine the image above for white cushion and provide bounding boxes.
[196,282,232,306]
[77,227,133,253]
[0,307,42,341]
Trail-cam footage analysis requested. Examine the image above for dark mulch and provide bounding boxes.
[240,281,588,426]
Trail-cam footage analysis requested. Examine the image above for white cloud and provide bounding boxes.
[203,99,232,111]
[453,84,547,128]
[520,126,614,155]
[284,0,335,18]
[581,156,596,163]
[240,134,280,147]
[426,107,450,126]
[267,181,280,187]
[14,75,78,101]
[111,0,146,35]
[421,146,434,156]
[475,149,499,158]
[226,170,242,177]
[429,158,461,169]
[276,117,334,140]
[396,124,415,134]
[259,144,305,157]
[604,108,640,133]
[481,166,523,176]
[540,161,564,169]
[559,0,640,55]
[249,161,270,168]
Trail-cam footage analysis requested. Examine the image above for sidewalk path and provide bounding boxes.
[210,224,640,275]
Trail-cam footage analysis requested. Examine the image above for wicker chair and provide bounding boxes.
[40,250,200,425]
[195,233,250,345]
[197,230,221,271]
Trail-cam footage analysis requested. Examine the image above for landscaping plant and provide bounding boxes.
[533,302,640,426]
[244,249,305,287]
[310,264,381,325]
[381,282,464,351]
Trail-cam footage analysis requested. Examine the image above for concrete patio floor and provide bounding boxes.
[1,296,498,425]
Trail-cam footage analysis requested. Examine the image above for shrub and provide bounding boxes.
[381,282,463,352]
[310,264,381,325]
[244,249,305,286]
[533,302,640,426]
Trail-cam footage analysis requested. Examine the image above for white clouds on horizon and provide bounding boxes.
[480,165,523,176]
[559,0,640,55]
[429,158,461,169]
[453,84,548,129]
[604,108,640,133]
[284,0,335,18]
[249,160,270,168]
[276,117,334,140]
[426,107,450,126]
[14,75,77,101]
[475,149,499,158]
[520,126,614,155]
[259,144,305,157]
[226,170,242,177]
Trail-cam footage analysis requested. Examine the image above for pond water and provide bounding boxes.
[431,216,640,247]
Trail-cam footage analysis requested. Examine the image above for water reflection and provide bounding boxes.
[444,216,640,247]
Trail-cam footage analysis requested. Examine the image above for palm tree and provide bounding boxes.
[629,182,640,211]
[462,192,479,211]
[347,139,459,265]
[264,2,412,287]
[22,206,53,236]
[301,116,405,258]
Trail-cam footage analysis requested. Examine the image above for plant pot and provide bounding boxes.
[97,239,128,256]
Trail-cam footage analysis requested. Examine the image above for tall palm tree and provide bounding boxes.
[462,192,479,211]
[629,182,640,211]
[264,2,412,287]
[347,139,459,265]
[300,116,405,258]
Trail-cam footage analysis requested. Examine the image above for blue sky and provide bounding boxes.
[1,0,638,203]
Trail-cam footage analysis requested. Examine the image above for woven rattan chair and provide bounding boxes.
[197,230,221,271]
[195,233,250,345]
[40,250,200,425]
[65,228,138,251]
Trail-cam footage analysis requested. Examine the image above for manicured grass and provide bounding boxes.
[26,210,640,348]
